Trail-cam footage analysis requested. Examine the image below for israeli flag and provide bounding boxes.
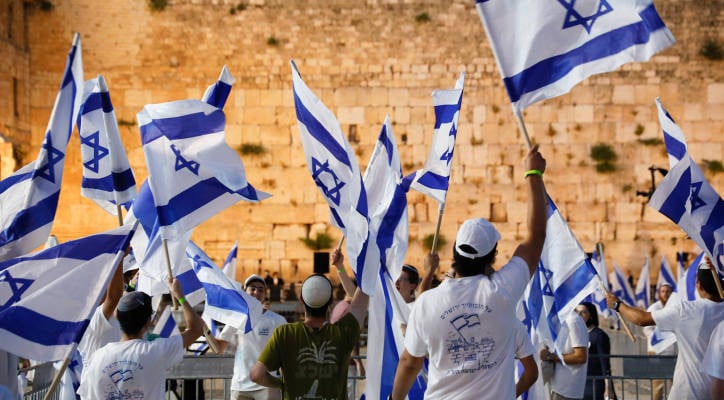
[647,326,677,355]
[409,73,465,204]
[474,0,675,111]
[675,252,703,302]
[222,241,239,284]
[0,33,83,261]
[77,75,136,215]
[187,241,263,332]
[363,118,425,400]
[530,196,598,354]
[584,244,614,319]
[649,101,724,272]
[138,99,271,240]
[634,257,651,309]
[610,262,636,306]
[0,224,134,362]
[655,255,677,294]
[152,307,180,338]
[291,60,375,293]
[202,65,235,109]
[656,98,687,168]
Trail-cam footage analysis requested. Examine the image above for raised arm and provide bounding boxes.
[512,145,547,276]
[419,253,439,293]
[101,256,126,320]
[168,278,205,348]
[332,248,357,297]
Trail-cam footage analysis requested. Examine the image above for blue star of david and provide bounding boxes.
[33,133,65,183]
[689,181,707,212]
[171,144,200,175]
[191,254,214,272]
[311,157,346,206]
[0,271,34,313]
[541,266,554,296]
[80,130,109,173]
[558,0,613,34]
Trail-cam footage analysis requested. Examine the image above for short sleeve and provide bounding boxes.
[404,300,428,358]
[651,301,682,332]
[568,314,589,348]
[514,322,535,359]
[258,326,284,371]
[494,256,530,303]
[218,325,238,345]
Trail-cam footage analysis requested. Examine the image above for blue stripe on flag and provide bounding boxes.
[140,110,226,144]
[663,131,686,161]
[376,183,410,254]
[433,103,461,129]
[379,271,400,398]
[292,91,353,169]
[380,125,394,165]
[81,169,136,192]
[414,171,448,191]
[0,306,89,346]
[177,268,203,296]
[0,192,60,247]
[156,177,259,227]
[504,4,666,103]
[0,170,34,195]
[159,314,176,338]
[700,199,724,252]
[81,91,113,114]
[131,181,157,237]
[203,284,252,321]
[657,169,691,223]
[205,81,232,109]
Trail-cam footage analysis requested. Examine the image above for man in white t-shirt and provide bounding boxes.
[211,274,287,400]
[391,146,548,400]
[643,283,677,400]
[703,319,723,399]
[78,278,204,399]
[540,311,588,399]
[606,265,724,399]
[513,321,538,397]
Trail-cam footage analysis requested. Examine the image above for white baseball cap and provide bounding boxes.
[122,252,139,273]
[301,274,333,309]
[454,218,501,259]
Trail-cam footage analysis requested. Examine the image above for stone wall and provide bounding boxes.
[4,0,722,283]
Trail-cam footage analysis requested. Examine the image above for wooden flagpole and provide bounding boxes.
[42,343,78,400]
[430,202,445,255]
[116,204,124,227]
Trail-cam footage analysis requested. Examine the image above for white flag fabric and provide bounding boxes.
[77,75,136,214]
[202,65,235,109]
[0,33,83,261]
[656,255,677,294]
[409,73,465,204]
[363,118,425,400]
[0,224,134,362]
[222,241,239,284]
[635,257,651,309]
[656,98,687,168]
[291,61,375,293]
[526,196,598,354]
[474,0,675,111]
[610,262,636,306]
[186,241,263,332]
[138,99,270,240]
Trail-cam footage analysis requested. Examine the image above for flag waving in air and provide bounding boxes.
[222,241,239,284]
[138,99,271,240]
[611,262,636,306]
[474,0,675,111]
[656,255,676,294]
[202,65,235,109]
[291,60,376,293]
[0,33,83,261]
[409,73,465,204]
[635,257,651,309]
[0,224,135,362]
[77,75,136,215]
[649,99,724,271]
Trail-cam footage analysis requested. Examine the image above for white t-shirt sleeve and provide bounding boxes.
[702,321,723,379]
[651,301,683,332]
[218,325,239,346]
[404,300,428,358]
[514,321,535,359]
[496,256,530,302]
[155,335,185,369]
[568,314,589,349]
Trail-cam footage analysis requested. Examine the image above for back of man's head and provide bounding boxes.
[117,291,153,335]
[697,268,723,301]
[452,218,500,277]
[301,274,333,317]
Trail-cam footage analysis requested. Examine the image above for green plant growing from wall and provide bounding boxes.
[239,143,266,155]
[703,159,723,175]
[634,123,645,136]
[267,36,279,46]
[300,232,334,251]
[148,0,167,11]
[422,233,447,253]
[637,137,662,146]
[415,12,431,23]
[700,39,723,61]
[590,143,617,173]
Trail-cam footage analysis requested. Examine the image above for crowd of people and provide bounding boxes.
[2,146,722,400]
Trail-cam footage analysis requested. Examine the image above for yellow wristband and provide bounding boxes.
[525,169,543,178]
[177,296,186,305]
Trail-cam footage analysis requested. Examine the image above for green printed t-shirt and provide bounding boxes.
[258,312,361,400]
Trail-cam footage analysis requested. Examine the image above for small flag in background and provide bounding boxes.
[409,73,465,204]
[675,252,703,302]
[473,0,675,111]
[649,99,724,271]
[202,65,235,109]
[186,241,263,332]
[0,33,83,261]
[610,262,636,306]
[656,256,677,295]
[584,244,614,319]
[0,224,134,362]
[222,241,239,286]
[77,75,136,215]
[635,257,651,309]
[138,99,270,240]
[291,60,376,294]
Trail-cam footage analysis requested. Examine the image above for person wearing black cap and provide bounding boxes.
[78,278,204,399]
[210,274,287,400]
[605,258,724,399]
[391,145,548,400]
[251,249,368,400]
